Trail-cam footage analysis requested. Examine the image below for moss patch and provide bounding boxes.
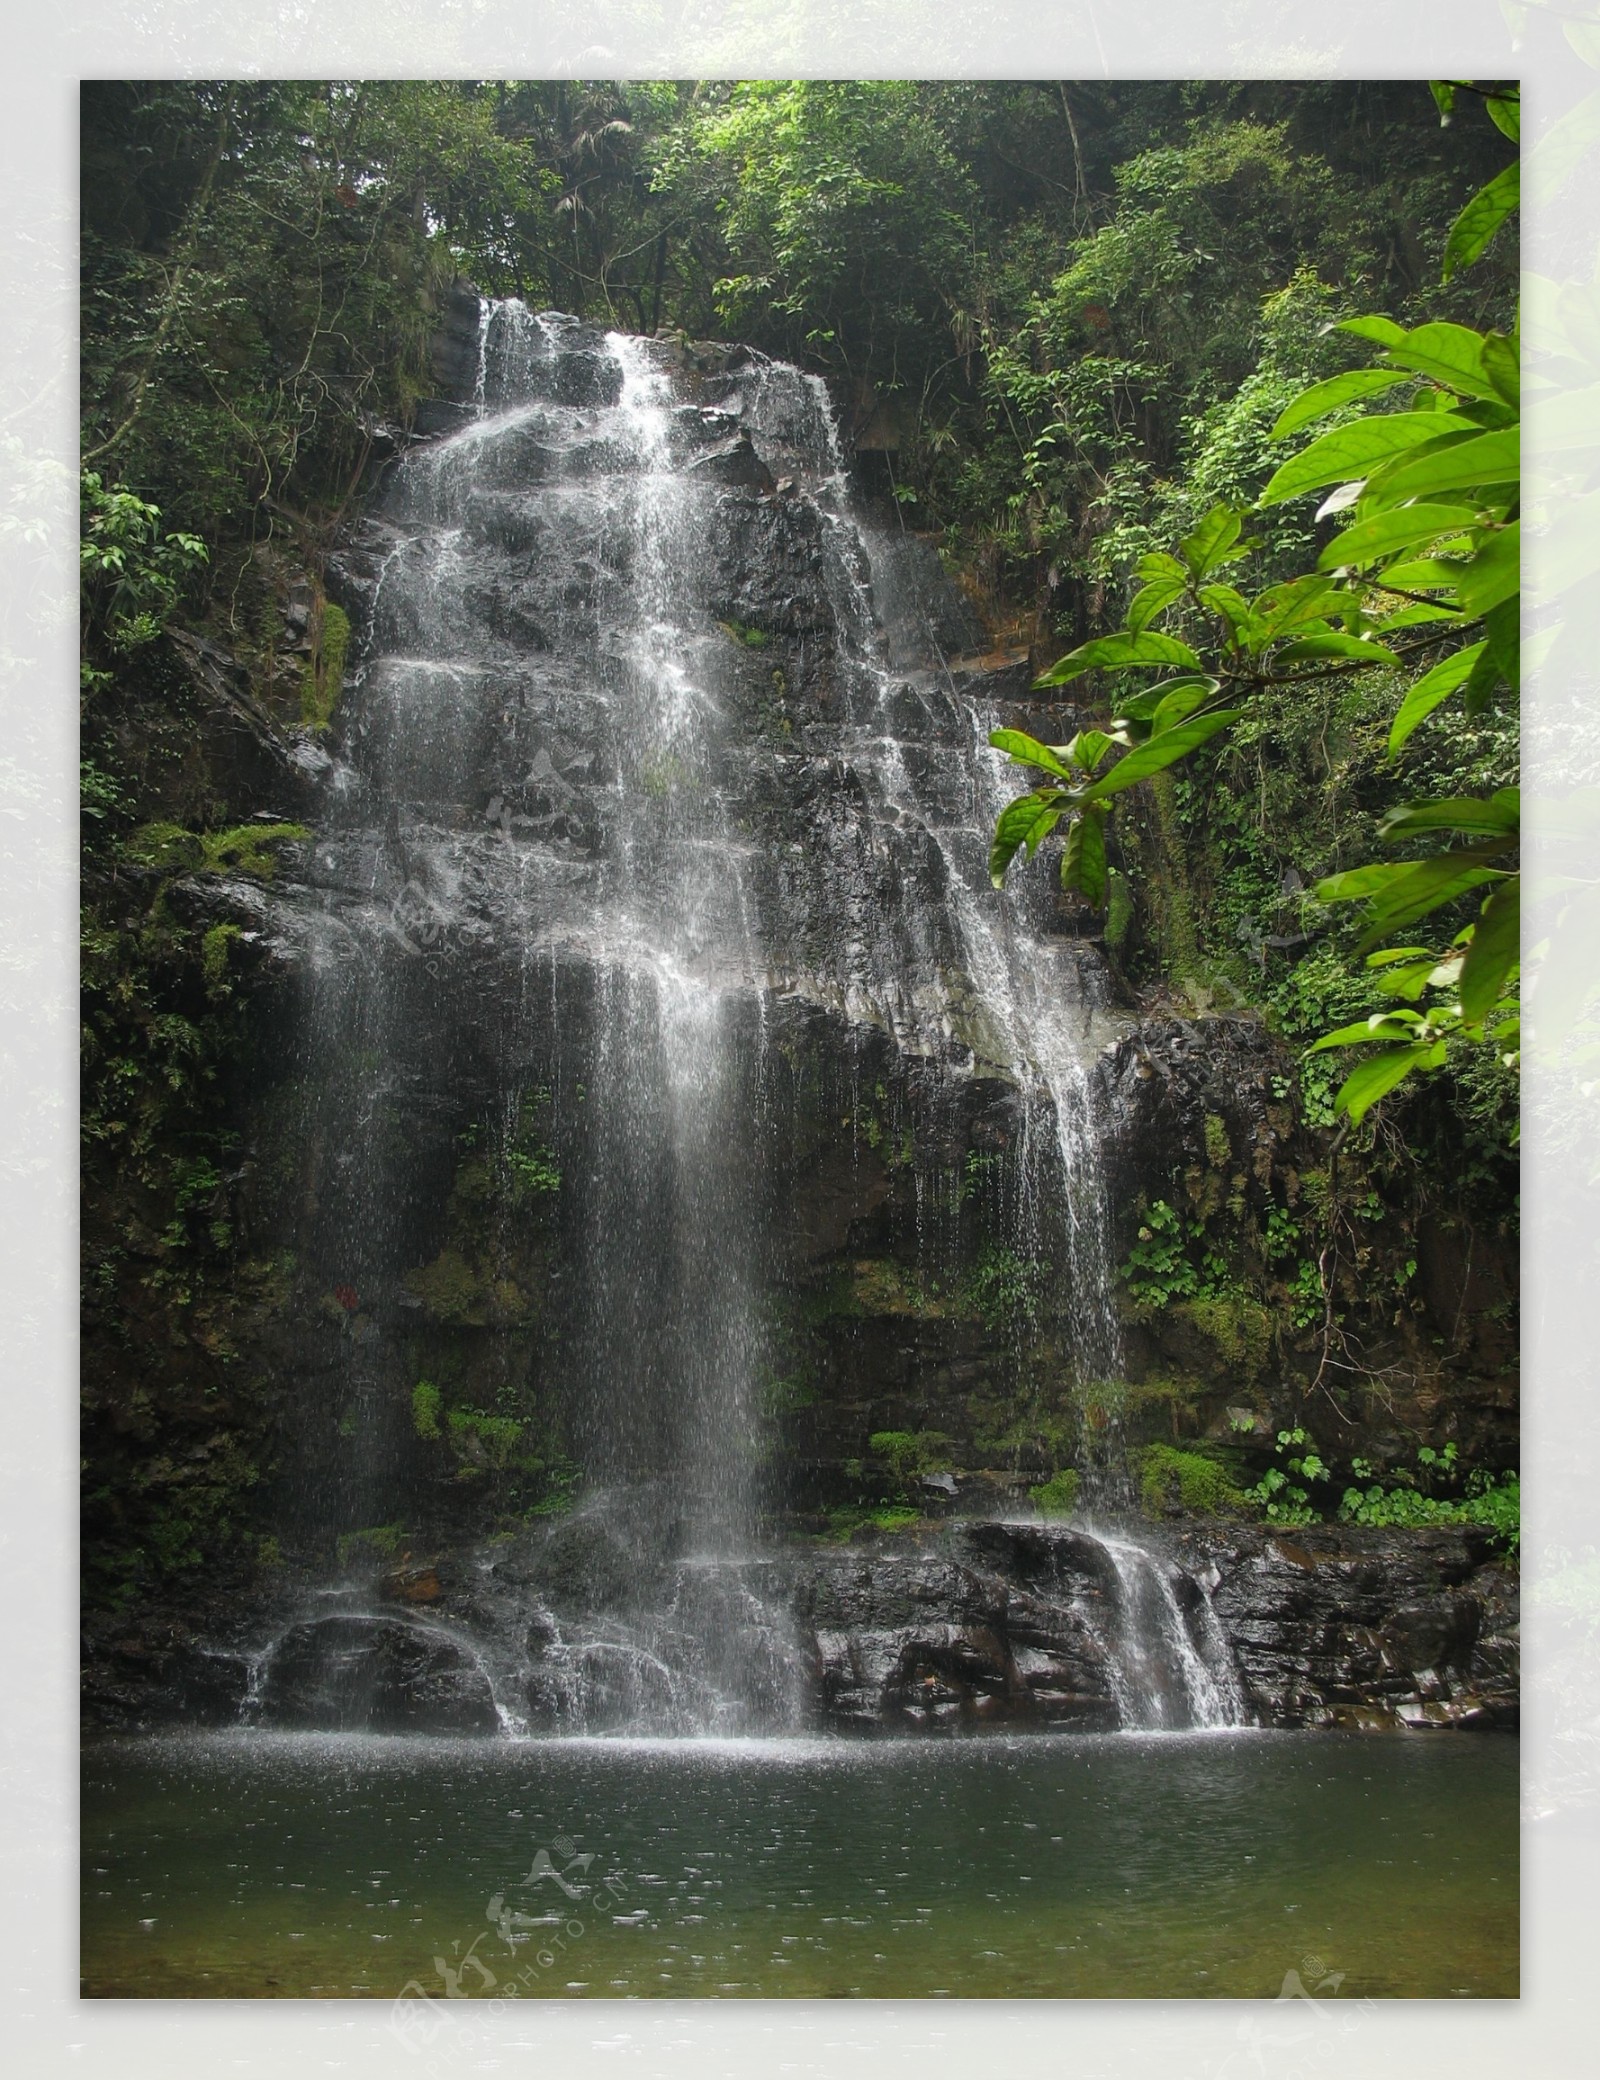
[1184,1292,1273,1377]
[1032,1468,1081,1515]
[1137,1444,1248,1517]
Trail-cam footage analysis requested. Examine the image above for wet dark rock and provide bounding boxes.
[81,1626,254,1730]
[430,281,486,397]
[1183,1523,1518,1731]
[793,1539,1120,1734]
[412,397,478,438]
[683,431,774,490]
[253,1614,498,1733]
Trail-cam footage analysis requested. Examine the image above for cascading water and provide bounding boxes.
[1096,1537,1247,1731]
[735,359,1124,1385]
[248,301,1244,1736]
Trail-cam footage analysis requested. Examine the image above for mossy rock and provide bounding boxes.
[403,1247,531,1327]
[1137,1444,1248,1517]
[839,1258,953,1320]
[1144,1292,1273,1382]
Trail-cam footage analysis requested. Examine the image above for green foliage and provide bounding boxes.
[124,820,308,879]
[504,1146,561,1197]
[300,600,349,730]
[1119,1200,1230,1306]
[1031,1468,1081,1515]
[411,1379,442,1440]
[819,1503,921,1542]
[1338,1456,1518,1556]
[336,1523,406,1569]
[524,1459,582,1518]
[869,1429,954,1481]
[80,470,207,684]
[988,86,1518,1134]
[1121,1200,1197,1303]
[445,1407,526,1471]
[199,922,240,992]
[1137,1444,1247,1516]
[82,82,538,549]
[1245,1426,1329,1525]
[665,81,977,364]
[1261,1204,1301,1264]
[1184,1291,1274,1376]
[964,1244,1039,1329]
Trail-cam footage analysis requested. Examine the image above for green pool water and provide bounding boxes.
[81,1729,1518,2000]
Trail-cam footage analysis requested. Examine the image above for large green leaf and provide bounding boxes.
[1150,681,1215,735]
[989,789,1065,886]
[1197,581,1255,643]
[1486,93,1519,145]
[1082,709,1241,801]
[1310,1011,1426,1051]
[1270,368,1412,441]
[1179,503,1248,579]
[1356,858,1510,946]
[1319,503,1479,571]
[1032,630,1202,687]
[1274,633,1399,666]
[1360,427,1518,506]
[1065,728,1115,773]
[1376,601,1464,631]
[1061,805,1108,908]
[989,728,1073,779]
[1334,1042,1447,1123]
[1373,554,1472,593]
[1381,322,1500,401]
[1389,641,1486,753]
[1459,878,1520,1023]
[1443,161,1519,281]
[1127,576,1186,633]
[1317,848,1509,944]
[1252,573,1345,637]
[1259,411,1476,506]
[1452,523,1520,616]
[1481,330,1520,410]
[1111,675,1220,726]
[1338,315,1407,347]
[1482,596,1519,691]
[1377,790,1518,839]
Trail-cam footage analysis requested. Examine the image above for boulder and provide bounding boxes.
[253,1615,499,1733]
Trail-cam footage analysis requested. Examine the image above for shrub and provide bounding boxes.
[1032,1469,1081,1516]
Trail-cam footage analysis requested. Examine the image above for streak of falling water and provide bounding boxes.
[739,361,1124,1387]
[558,331,771,1552]
[1098,1536,1249,1731]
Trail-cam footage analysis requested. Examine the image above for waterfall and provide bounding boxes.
[730,356,1125,1382]
[242,301,1244,1737]
[1096,1537,1247,1731]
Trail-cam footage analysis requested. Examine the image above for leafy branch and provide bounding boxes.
[989,86,1519,1132]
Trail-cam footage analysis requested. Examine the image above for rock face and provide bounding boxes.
[798,1533,1120,1733]
[1185,1523,1518,1730]
[140,1518,1511,1742]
